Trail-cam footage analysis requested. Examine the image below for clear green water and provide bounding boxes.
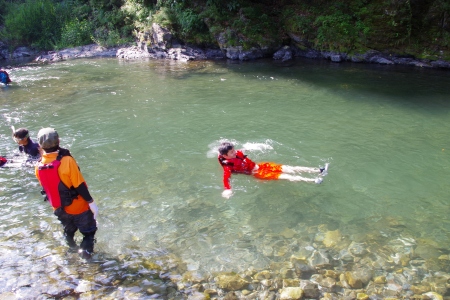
[1,58,450,290]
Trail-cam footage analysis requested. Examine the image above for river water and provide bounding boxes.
[1,58,450,298]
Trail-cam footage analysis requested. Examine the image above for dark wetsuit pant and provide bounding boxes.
[55,209,97,252]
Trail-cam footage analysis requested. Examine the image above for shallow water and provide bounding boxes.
[1,58,450,297]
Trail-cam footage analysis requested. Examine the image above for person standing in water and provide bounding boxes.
[35,128,99,259]
[0,68,12,85]
[218,142,329,199]
[12,127,41,158]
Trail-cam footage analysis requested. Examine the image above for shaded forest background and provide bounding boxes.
[0,0,449,60]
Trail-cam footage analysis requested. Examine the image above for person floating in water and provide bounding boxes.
[35,128,99,259]
[0,68,12,85]
[12,127,41,158]
[218,142,329,199]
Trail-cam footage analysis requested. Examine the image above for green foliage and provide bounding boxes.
[156,1,212,44]
[56,18,93,49]
[89,8,134,46]
[0,0,11,24]
[176,8,205,35]
[120,0,153,31]
[0,0,73,49]
[206,0,240,12]
[281,7,315,39]
[314,10,362,51]
[87,0,124,10]
[0,0,447,58]
[152,7,175,29]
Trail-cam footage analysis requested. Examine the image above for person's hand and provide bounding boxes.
[89,201,99,220]
[222,189,233,199]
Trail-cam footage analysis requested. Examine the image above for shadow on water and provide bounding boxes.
[132,56,450,114]
[186,57,450,113]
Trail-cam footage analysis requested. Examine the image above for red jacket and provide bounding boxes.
[218,150,256,189]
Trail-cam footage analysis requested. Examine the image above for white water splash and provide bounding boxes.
[242,141,274,152]
[207,139,275,158]
[3,114,21,124]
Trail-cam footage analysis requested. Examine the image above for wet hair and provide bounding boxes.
[13,128,29,139]
[218,142,234,155]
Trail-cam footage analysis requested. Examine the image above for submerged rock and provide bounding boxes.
[279,287,303,300]
[215,273,249,291]
[300,280,320,298]
[323,230,342,248]
[423,292,443,300]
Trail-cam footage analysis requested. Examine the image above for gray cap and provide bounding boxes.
[37,128,59,150]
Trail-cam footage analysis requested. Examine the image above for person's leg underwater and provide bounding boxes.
[56,211,79,251]
[280,163,330,183]
[75,210,98,259]
[278,173,317,182]
[281,163,329,175]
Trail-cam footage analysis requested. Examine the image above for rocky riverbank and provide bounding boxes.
[2,22,449,70]
[29,42,450,70]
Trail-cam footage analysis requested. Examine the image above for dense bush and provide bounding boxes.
[0,0,448,59]
[57,18,93,49]
[0,0,73,49]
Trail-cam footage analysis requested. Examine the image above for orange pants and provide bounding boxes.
[253,162,283,180]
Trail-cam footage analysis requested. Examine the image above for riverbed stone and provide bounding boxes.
[279,287,303,300]
[187,291,208,300]
[356,292,369,300]
[74,280,95,293]
[223,291,238,300]
[309,249,330,268]
[300,280,320,298]
[323,270,339,279]
[344,271,363,289]
[254,270,271,280]
[414,244,441,260]
[323,230,342,248]
[423,292,443,300]
[280,267,296,279]
[290,255,313,276]
[373,275,386,284]
[337,249,354,262]
[203,288,218,295]
[280,227,296,239]
[260,279,272,287]
[283,279,300,287]
[348,242,367,256]
[215,273,249,291]
[0,292,17,300]
[314,274,337,291]
[321,292,340,300]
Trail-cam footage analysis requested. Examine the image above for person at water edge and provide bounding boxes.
[35,127,98,259]
[12,128,41,158]
[218,142,329,199]
[0,68,11,85]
